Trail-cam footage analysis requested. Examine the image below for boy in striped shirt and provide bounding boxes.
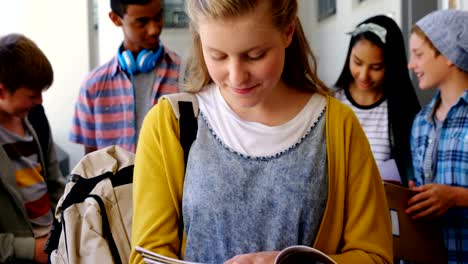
[70,0,181,154]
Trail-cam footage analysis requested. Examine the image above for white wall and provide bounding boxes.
[0,0,89,170]
[461,0,468,10]
[298,0,401,87]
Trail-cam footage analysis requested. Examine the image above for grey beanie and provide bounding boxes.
[416,9,468,72]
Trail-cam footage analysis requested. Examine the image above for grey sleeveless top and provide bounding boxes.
[182,109,328,263]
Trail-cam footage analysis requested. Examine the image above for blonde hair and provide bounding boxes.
[184,0,329,95]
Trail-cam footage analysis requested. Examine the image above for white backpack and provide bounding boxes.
[47,145,134,264]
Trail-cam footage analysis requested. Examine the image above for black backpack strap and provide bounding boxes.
[178,101,198,167]
[60,172,111,211]
[45,217,62,261]
[110,166,134,187]
[88,194,122,264]
[61,165,134,211]
[177,101,198,256]
[28,104,50,162]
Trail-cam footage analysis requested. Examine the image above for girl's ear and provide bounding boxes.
[284,19,296,47]
[109,11,123,27]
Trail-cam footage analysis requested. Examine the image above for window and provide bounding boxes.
[164,0,189,28]
[318,0,337,21]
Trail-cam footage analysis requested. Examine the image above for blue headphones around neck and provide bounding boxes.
[117,42,163,74]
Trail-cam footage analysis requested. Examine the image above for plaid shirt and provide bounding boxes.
[70,45,180,152]
[411,90,468,263]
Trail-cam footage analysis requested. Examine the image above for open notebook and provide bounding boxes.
[136,245,336,264]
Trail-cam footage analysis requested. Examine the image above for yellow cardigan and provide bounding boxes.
[130,95,393,264]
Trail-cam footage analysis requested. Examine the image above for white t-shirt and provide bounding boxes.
[196,84,326,157]
[335,89,391,163]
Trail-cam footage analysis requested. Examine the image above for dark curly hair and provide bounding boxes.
[111,0,155,17]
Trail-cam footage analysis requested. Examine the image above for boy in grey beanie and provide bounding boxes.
[407,9,468,264]
[417,9,468,72]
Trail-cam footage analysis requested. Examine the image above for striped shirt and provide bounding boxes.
[411,90,468,263]
[335,89,390,162]
[0,124,52,238]
[70,45,180,152]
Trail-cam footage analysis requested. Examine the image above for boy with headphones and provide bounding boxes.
[70,0,181,154]
[0,33,64,263]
